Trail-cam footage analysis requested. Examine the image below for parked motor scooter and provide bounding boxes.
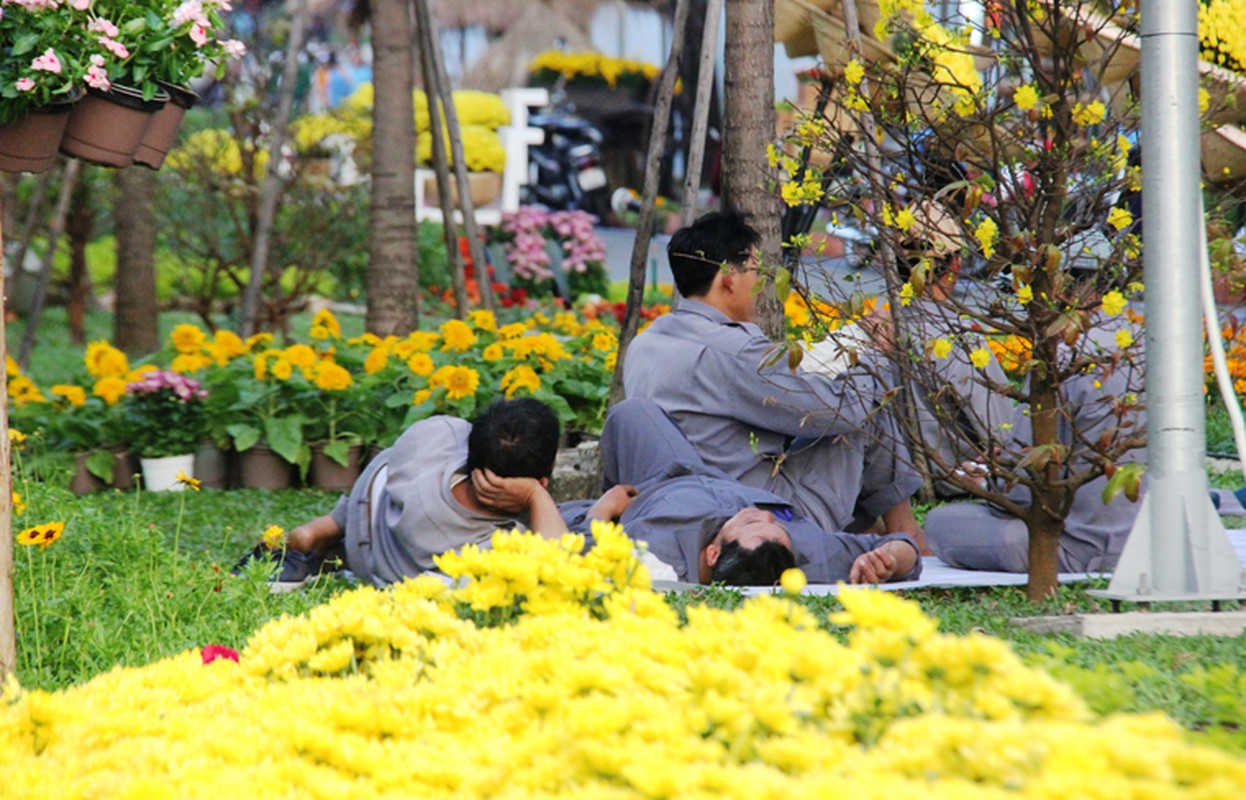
[522,95,611,218]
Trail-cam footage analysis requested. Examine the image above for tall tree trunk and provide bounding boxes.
[65,175,95,345]
[366,0,421,335]
[722,0,783,339]
[113,167,160,356]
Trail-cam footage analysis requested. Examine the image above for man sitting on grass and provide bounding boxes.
[254,398,577,587]
[561,399,922,586]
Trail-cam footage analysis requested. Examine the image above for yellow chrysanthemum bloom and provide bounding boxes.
[468,309,498,332]
[9,428,27,445]
[210,330,248,365]
[407,353,435,377]
[284,344,319,378]
[84,340,130,378]
[92,376,127,405]
[364,345,390,375]
[500,365,541,399]
[481,343,504,362]
[170,324,207,355]
[405,331,440,352]
[440,319,478,353]
[591,332,617,353]
[171,353,213,374]
[412,388,432,406]
[314,361,354,391]
[779,568,807,595]
[498,323,526,340]
[430,365,480,401]
[246,332,274,351]
[51,384,87,408]
[262,525,285,549]
[271,358,294,381]
[310,308,342,340]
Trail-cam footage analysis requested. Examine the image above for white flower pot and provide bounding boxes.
[140,454,196,492]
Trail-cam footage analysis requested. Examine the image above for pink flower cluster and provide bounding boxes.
[496,207,606,282]
[126,370,208,403]
[549,210,607,274]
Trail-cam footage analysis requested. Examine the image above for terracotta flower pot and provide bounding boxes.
[69,452,108,496]
[110,446,141,490]
[133,84,198,170]
[0,101,76,174]
[194,439,229,490]
[237,443,297,489]
[309,443,364,491]
[60,85,168,168]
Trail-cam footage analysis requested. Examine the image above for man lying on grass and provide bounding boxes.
[559,400,922,586]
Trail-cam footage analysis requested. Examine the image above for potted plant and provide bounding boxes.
[299,355,374,490]
[0,0,91,172]
[43,383,133,494]
[121,369,208,491]
[220,348,309,489]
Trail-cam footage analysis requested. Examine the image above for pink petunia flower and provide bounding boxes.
[99,37,130,59]
[89,18,120,38]
[85,65,110,91]
[221,39,246,59]
[30,49,62,74]
[15,77,35,92]
[189,22,208,47]
[68,0,89,9]
[172,0,203,26]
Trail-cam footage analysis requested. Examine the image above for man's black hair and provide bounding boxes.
[466,398,561,480]
[667,211,761,298]
[710,539,797,586]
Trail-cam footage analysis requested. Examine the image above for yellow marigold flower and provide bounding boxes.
[406,331,439,352]
[176,470,201,491]
[970,347,991,369]
[931,338,953,359]
[171,353,213,374]
[482,343,504,362]
[1072,100,1106,126]
[314,361,354,391]
[498,323,526,340]
[1016,284,1034,305]
[170,324,207,354]
[1115,328,1134,349]
[310,308,342,340]
[51,384,87,408]
[1014,83,1039,110]
[431,365,480,401]
[468,309,498,332]
[213,329,248,360]
[412,389,432,406]
[1101,290,1127,316]
[974,217,997,259]
[1107,207,1133,232]
[84,341,129,378]
[844,58,865,85]
[271,358,294,381]
[17,521,65,551]
[440,319,477,353]
[407,353,435,377]
[9,428,27,446]
[8,376,46,406]
[285,344,318,373]
[591,332,617,353]
[500,365,541,398]
[12,491,25,515]
[780,568,807,595]
[262,525,284,549]
[364,345,390,374]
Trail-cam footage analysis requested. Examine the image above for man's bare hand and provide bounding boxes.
[849,540,918,584]
[587,484,639,521]
[471,468,546,513]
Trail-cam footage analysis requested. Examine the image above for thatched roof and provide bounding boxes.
[460,8,598,92]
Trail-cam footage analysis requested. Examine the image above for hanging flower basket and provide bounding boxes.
[0,99,77,174]
[133,83,199,170]
[60,85,169,168]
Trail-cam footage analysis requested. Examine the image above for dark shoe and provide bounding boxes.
[232,545,331,585]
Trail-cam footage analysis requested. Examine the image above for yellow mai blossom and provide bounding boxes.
[1115,328,1135,349]
[1014,84,1039,111]
[468,309,498,332]
[1107,207,1133,232]
[171,353,213,374]
[170,324,206,355]
[17,520,65,550]
[894,206,916,232]
[785,293,812,325]
[430,365,480,401]
[1101,290,1127,316]
[844,58,865,85]
[407,353,435,377]
[93,377,126,404]
[313,361,354,391]
[899,282,915,306]
[481,343,504,362]
[931,338,953,359]
[500,365,541,398]
[781,173,824,207]
[51,384,87,408]
[974,217,998,259]
[310,308,341,340]
[84,341,129,378]
[1072,100,1106,126]
[970,347,991,369]
[440,319,477,353]
[1016,284,1034,305]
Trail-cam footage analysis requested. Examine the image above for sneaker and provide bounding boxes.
[232,545,330,586]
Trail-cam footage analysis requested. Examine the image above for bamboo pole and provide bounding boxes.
[414,0,470,318]
[413,0,497,314]
[0,186,15,676]
[679,0,722,227]
[609,0,691,406]
[240,0,308,337]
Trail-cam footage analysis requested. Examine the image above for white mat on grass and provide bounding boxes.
[653,529,1246,597]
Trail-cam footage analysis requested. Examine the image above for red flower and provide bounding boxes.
[201,644,240,665]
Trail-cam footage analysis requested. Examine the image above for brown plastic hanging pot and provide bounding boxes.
[60,84,168,168]
[133,83,199,170]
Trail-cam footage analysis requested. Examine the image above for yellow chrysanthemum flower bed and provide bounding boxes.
[2,524,1243,798]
